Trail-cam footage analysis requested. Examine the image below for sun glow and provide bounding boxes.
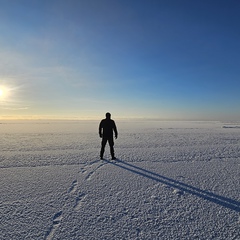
[0,88,5,98]
[0,86,10,100]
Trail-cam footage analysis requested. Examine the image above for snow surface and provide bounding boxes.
[0,120,239,240]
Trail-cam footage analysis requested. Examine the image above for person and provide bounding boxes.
[99,112,118,160]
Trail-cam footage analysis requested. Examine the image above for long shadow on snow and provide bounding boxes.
[105,159,240,212]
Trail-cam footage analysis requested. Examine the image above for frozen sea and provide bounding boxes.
[0,120,239,240]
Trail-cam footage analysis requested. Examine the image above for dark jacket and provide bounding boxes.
[99,118,118,138]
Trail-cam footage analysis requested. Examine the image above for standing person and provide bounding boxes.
[99,112,118,160]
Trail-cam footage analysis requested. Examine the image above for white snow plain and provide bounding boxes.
[0,120,239,240]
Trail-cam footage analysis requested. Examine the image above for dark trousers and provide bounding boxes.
[100,136,114,158]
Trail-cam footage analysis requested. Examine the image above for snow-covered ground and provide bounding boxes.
[0,120,239,239]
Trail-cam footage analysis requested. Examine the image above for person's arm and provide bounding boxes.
[113,121,118,139]
[99,121,103,138]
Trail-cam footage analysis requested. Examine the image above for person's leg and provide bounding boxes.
[108,137,115,159]
[100,137,107,159]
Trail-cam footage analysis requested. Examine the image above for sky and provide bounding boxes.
[0,0,240,121]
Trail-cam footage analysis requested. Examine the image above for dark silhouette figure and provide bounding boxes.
[99,112,118,160]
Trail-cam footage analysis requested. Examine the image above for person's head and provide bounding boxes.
[106,112,111,119]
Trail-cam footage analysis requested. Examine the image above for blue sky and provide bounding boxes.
[0,0,240,120]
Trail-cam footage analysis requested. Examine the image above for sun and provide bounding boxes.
[0,88,4,97]
[0,86,10,100]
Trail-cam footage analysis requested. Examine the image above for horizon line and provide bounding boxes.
[0,116,238,123]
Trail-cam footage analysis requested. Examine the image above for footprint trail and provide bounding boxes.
[45,211,63,240]
[44,160,108,239]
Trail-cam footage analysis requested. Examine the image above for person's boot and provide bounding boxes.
[100,150,104,160]
[110,147,115,160]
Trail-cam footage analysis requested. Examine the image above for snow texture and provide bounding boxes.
[0,120,239,239]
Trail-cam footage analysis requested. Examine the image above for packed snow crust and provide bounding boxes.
[0,120,239,239]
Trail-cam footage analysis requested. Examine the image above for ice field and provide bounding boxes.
[0,120,239,239]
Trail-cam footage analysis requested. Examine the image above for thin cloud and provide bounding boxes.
[2,106,29,110]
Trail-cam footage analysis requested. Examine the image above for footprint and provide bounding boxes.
[68,180,78,194]
[88,160,100,166]
[85,163,107,181]
[80,167,87,174]
[74,193,87,211]
[85,170,95,181]
[45,211,63,240]
[173,189,184,196]
[53,211,63,224]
